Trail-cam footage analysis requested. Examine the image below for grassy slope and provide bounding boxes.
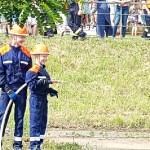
[1,35,150,132]
[45,37,150,130]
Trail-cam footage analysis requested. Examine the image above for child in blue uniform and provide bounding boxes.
[0,24,32,150]
[25,44,58,150]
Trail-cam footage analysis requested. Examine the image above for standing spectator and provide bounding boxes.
[26,15,38,36]
[0,14,9,36]
[106,0,116,25]
[25,44,58,150]
[82,0,91,29]
[0,24,32,150]
[112,0,132,38]
[90,0,97,28]
[67,0,87,40]
[140,1,147,25]
[129,2,139,36]
[141,0,150,38]
[91,0,112,39]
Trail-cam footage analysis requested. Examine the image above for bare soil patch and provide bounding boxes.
[45,130,150,150]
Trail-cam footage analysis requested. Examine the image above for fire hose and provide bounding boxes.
[0,79,61,149]
[0,83,27,150]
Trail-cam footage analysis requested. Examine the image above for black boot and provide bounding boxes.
[78,31,87,41]
[141,31,147,38]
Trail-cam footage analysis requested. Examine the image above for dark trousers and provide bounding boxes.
[143,9,150,33]
[67,14,82,33]
[30,95,48,150]
[0,88,27,148]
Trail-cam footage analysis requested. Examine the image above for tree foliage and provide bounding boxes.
[0,0,67,34]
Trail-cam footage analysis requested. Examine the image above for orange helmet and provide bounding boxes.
[31,44,49,55]
[10,24,28,36]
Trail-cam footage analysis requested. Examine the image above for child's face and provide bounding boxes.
[38,54,48,65]
[12,35,27,47]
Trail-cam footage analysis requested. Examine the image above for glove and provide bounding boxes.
[49,88,58,98]
[7,90,17,100]
[37,78,49,86]
[3,84,17,100]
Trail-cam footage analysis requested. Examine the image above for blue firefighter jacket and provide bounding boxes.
[0,44,32,89]
[25,64,51,96]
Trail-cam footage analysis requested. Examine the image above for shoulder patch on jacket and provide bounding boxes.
[29,65,40,73]
[0,45,11,55]
[21,46,31,58]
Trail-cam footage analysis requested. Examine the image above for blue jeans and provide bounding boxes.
[113,5,129,37]
[143,9,150,33]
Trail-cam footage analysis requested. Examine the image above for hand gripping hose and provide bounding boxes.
[0,83,27,150]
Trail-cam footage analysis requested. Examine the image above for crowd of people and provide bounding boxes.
[66,0,150,39]
[68,0,150,39]
[0,0,150,39]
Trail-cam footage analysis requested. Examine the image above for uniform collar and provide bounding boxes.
[35,64,46,68]
[10,44,21,50]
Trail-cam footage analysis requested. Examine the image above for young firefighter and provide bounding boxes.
[25,44,58,150]
[67,0,87,40]
[0,24,32,150]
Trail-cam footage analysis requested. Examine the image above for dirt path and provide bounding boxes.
[45,130,150,150]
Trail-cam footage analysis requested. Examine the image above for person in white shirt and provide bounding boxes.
[26,15,38,36]
[106,0,116,25]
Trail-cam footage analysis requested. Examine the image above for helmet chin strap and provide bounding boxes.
[35,55,42,66]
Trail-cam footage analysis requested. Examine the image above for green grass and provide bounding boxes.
[40,36,150,130]
[0,35,150,148]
